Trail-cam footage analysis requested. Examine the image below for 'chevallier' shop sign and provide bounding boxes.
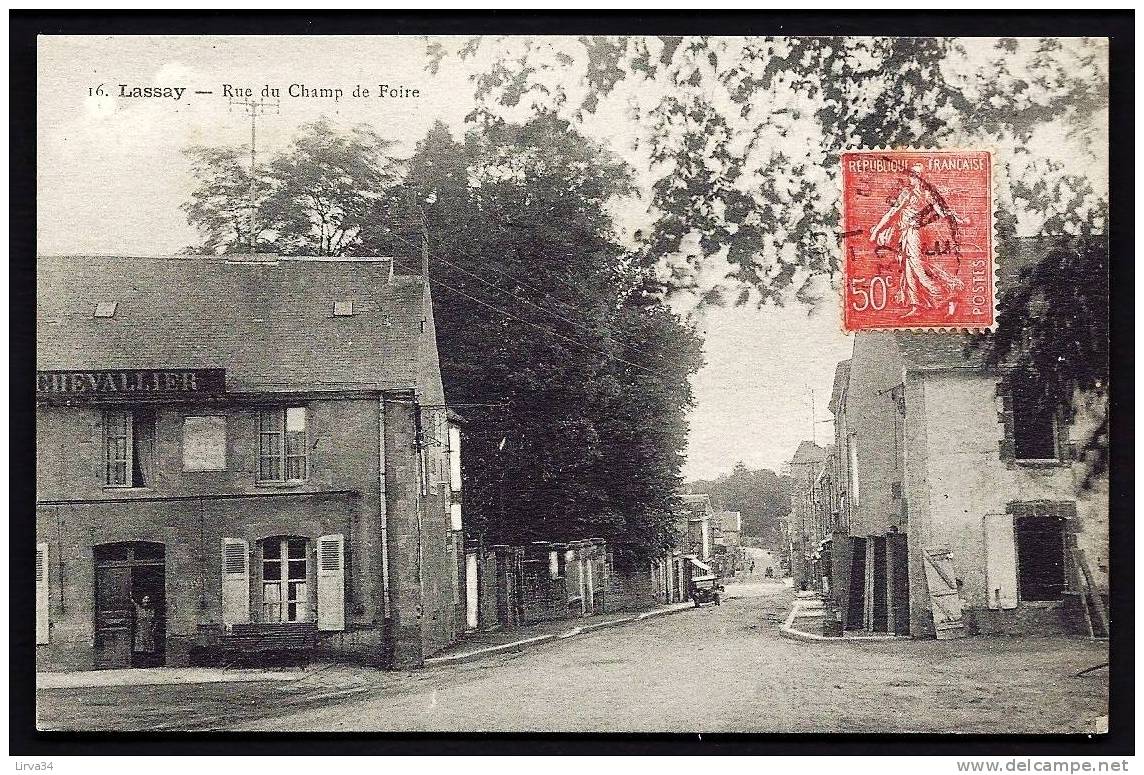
[37,369,226,399]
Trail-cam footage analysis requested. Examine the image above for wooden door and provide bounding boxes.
[921,545,966,639]
[94,565,133,669]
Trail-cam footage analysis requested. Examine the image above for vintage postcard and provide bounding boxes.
[32,32,1111,739]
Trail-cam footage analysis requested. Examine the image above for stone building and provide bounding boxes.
[35,254,463,671]
[825,240,1108,638]
[784,441,827,590]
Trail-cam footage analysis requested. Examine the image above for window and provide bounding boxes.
[1012,385,1058,460]
[261,537,309,623]
[999,379,1065,463]
[1014,515,1067,601]
[258,407,307,482]
[104,409,156,487]
[332,300,355,317]
[183,415,227,471]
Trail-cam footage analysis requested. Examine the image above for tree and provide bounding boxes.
[429,34,1110,465]
[363,117,703,558]
[183,118,400,255]
[430,36,1106,302]
[181,145,270,254]
[971,187,1108,487]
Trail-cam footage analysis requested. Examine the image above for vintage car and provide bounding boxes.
[689,574,724,607]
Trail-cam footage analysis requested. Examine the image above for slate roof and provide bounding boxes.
[37,255,445,398]
[891,237,1053,371]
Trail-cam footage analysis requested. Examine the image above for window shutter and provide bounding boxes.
[36,542,49,645]
[983,513,1018,609]
[221,538,250,628]
[317,534,345,631]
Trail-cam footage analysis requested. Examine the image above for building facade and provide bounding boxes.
[895,332,1108,638]
[784,441,827,590]
[824,240,1108,638]
[35,254,464,671]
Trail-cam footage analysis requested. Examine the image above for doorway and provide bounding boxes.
[94,542,166,669]
[846,538,866,630]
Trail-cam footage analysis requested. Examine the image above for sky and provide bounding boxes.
[38,36,1103,482]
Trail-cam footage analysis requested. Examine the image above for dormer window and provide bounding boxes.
[94,302,118,318]
[332,301,354,317]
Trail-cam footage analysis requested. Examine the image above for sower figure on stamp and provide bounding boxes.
[868,163,967,319]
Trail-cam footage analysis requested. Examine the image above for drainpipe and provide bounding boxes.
[378,396,390,620]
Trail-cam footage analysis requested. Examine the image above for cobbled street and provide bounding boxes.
[38,579,1108,734]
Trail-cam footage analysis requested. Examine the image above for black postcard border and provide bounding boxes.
[10,10,1134,757]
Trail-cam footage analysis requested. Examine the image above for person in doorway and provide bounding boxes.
[133,595,157,655]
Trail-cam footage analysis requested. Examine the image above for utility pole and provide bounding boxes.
[228,96,280,254]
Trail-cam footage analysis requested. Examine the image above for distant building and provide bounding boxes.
[677,493,714,561]
[713,510,742,548]
[784,441,828,590]
[36,254,463,671]
[650,493,715,602]
[712,510,743,576]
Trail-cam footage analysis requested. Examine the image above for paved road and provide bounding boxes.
[38,580,1108,733]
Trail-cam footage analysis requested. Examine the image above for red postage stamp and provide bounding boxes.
[841,150,994,331]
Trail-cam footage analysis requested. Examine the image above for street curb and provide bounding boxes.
[423,603,695,667]
[779,602,835,642]
[423,632,562,666]
[778,601,912,643]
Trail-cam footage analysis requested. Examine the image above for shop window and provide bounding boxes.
[258,407,307,483]
[104,409,156,487]
[1015,515,1066,601]
[261,537,310,623]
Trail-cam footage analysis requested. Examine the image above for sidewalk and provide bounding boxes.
[37,666,304,690]
[778,592,909,643]
[424,601,695,666]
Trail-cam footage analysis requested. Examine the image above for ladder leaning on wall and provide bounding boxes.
[1072,547,1109,640]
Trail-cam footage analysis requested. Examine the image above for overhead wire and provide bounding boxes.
[386,229,600,314]
[389,256,671,380]
[385,231,672,366]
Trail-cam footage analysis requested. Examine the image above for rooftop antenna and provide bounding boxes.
[228,96,280,254]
